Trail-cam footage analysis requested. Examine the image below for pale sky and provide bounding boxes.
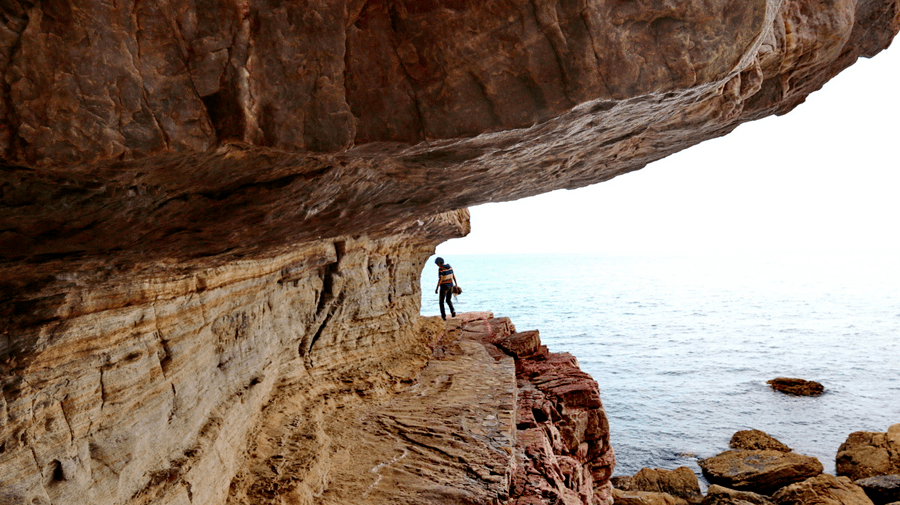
[437,42,900,256]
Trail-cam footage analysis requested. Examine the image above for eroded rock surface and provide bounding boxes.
[771,474,874,505]
[0,213,468,504]
[629,467,704,504]
[2,0,899,309]
[223,313,614,505]
[699,449,824,495]
[730,430,792,453]
[837,424,900,481]
[701,484,775,505]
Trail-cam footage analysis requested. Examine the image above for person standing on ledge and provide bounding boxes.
[434,257,458,320]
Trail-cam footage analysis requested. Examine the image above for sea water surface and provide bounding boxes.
[420,251,900,480]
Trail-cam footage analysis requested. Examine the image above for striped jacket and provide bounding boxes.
[438,264,455,286]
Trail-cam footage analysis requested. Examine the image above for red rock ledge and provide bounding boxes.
[458,313,616,505]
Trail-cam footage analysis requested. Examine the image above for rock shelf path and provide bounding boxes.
[312,312,518,504]
[226,312,615,505]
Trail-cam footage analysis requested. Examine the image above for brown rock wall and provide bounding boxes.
[1,0,898,291]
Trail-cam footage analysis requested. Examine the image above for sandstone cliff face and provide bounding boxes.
[0,210,467,504]
[1,0,898,504]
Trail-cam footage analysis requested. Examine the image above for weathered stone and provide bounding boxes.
[493,330,542,358]
[837,425,900,481]
[701,485,775,505]
[507,326,614,505]
[699,450,824,495]
[772,474,874,505]
[856,474,900,505]
[766,378,825,396]
[613,488,689,505]
[613,476,636,491]
[730,430,792,452]
[631,467,703,504]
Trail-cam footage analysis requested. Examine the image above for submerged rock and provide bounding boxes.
[771,474,874,505]
[699,449,823,495]
[766,378,825,396]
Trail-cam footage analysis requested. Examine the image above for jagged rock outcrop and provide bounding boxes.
[1,0,899,503]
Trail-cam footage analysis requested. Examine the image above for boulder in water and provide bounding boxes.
[766,378,824,396]
[699,449,823,495]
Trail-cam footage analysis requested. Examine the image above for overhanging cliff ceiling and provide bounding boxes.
[1,0,898,303]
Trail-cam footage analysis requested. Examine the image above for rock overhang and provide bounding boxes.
[1,0,899,321]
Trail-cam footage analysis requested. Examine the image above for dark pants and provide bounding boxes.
[439,284,455,319]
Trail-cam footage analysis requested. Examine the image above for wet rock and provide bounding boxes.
[699,450,823,495]
[701,484,774,505]
[855,474,900,505]
[630,467,704,504]
[766,378,824,396]
[837,425,900,481]
[772,474,874,505]
[730,430,791,452]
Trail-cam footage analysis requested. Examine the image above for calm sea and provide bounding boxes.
[420,252,900,481]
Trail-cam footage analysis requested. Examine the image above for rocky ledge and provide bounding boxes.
[226,312,614,505]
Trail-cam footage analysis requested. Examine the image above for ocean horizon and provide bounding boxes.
[420,250,900,482]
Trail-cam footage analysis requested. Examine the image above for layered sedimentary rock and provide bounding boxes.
[1,0,899,503]
[0,212,469,504]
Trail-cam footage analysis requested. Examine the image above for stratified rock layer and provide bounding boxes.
[0,212,469,505]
